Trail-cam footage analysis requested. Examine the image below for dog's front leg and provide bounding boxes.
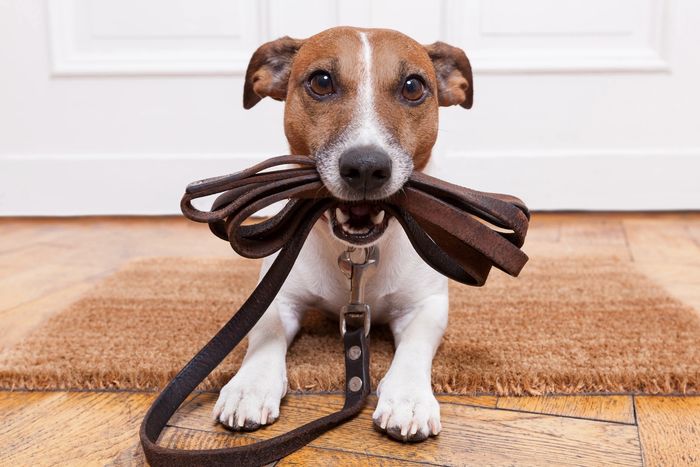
[373,293,448,442]
[212,296,302,431]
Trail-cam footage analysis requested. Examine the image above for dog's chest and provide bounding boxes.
[289,222,444,322]
[308,273,399,322]
[294,250,396,320]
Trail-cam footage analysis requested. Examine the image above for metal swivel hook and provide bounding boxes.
[337,246,379,336]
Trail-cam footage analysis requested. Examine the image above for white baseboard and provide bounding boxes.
[0,153,266,216]
[1,149,698,216]
[439,149,700,211]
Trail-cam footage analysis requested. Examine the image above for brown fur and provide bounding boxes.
[243,27,474,171]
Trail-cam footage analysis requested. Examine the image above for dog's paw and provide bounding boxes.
[212,364,287,431]
[372,375,441,442]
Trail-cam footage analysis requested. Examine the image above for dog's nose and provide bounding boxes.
[338,146,392,193]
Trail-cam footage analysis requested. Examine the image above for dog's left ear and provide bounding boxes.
[243,36,305,109]
[424,42,473,109]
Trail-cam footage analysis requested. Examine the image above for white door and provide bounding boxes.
[1,0,698,214]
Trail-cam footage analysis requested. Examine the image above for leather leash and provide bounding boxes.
[140,155,529,466]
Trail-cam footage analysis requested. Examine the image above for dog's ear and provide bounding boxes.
[424,42,473,109]
[243,36,305,109]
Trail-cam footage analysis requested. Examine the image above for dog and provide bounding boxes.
[212,26,473,442]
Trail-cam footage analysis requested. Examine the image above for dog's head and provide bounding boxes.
[244,27,473,245]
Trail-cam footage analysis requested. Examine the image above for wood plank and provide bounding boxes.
[106,440,148,467]
[161,425,258,449]
[169,393,642,466]
[624,218,700,264]
[688,220,700,246]
[632,261,700,313]
[279,445,426,466]
[525,217,632,259]
[0,221,75,254]
[560,218,628,246]
[522,213,561,244]
[437,394,497,408]
[635,396,700,466]
[0,280,94,350]
[623,218,700,312]
[115,425,428,466]
[169,393,344,433]
[496,395,635,424]
[168,393,497,432]
[169,393,498,429]
[0,391,156,466]
[0,260,110,312]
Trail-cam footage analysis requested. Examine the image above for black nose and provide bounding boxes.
[338,146,392,193]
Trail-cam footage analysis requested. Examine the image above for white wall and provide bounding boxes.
[1,0,698,215]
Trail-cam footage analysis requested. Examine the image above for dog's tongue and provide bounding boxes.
[350,205,370,217]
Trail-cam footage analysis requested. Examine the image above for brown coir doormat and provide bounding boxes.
[1,256,699,395]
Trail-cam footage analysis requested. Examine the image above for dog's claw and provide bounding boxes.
[429,419,441,436]
[380,413,389,430]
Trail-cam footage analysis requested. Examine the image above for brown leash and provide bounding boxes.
[139,155,529,466]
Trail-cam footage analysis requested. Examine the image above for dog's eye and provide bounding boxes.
[402,76,425,102]
[308,71,335,97]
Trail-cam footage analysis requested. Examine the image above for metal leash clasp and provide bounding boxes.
[337,246,379,336]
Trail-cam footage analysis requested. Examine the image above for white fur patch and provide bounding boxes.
[355,32,381,147]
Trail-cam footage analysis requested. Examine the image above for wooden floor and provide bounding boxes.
[1,213,699,466]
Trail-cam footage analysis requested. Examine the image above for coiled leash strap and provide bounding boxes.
[140,155,530,466]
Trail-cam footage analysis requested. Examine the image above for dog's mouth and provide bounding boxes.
[327,202,390,245]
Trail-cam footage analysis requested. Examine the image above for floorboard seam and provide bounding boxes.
[451,399,636,426]
[688,223,700,249]
[621,220,636,262]
[632,395,647,467]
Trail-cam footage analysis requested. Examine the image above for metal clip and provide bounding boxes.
[338,246,378,336]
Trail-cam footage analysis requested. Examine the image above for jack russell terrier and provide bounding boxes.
[212,26,473,442]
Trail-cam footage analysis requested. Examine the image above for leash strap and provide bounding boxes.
[140,156,530,466]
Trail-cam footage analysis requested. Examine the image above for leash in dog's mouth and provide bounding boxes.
[328,202,390,245]
[142,155,530,466]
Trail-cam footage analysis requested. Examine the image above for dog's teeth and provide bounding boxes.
[342,224,370,235]
[371,210,385,225]
[335,208,349,224]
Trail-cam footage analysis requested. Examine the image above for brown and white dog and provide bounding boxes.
[212,26,473,442]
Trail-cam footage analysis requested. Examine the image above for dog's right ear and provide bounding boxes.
[243,37,305,109]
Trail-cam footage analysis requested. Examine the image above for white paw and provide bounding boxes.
[372,373,441,442]
[212,363,287,431]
